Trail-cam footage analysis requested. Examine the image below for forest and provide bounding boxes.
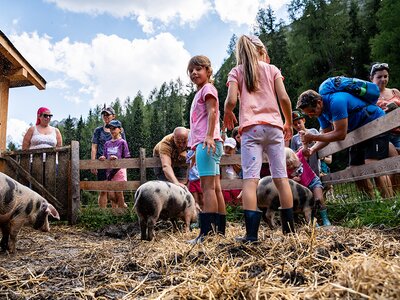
[9,0,399,176]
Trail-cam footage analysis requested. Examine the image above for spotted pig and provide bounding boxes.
[134,180,199,241]
[0,172,60,253]
[257,176,314,229]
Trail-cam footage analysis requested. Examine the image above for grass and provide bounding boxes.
[77,189,400,230]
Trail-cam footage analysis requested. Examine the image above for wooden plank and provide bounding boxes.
[31,152,44,186]
[80,180,141,191]
[3,156,63,208]
[2,146,70,156]
[79,158,141,170]
[44,152,57,196]
[18,154,31,186]
[321,156,400,185]
[318,109,400,158]
[56,150,69,218]
[139,148,146,184]
[0,78,10,152]
[221,178,243,190]
[69,141,80,225]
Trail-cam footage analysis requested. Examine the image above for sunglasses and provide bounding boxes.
[41,114,53,118]
[102,113,111,117]
[370,63,389,75]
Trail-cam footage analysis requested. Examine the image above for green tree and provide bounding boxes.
[370,0,400,87]
[60,115,75,146]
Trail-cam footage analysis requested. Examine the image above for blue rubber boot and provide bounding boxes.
[187,212,216,244]
[280,207,295,234]
[319,209,332,226]
[235,210,262,243]
[216,214,226,236]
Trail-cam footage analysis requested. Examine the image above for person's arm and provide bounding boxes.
[55,128,63,147]
[160,153,181,186]
[22,127,34,150]
[204,94,218,154]
[275,77,293,141]
[321,155,332,164]
[223,82,238,130]
[303,119,348,156]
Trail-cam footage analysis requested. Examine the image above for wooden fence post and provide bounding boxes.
[69,141,80,225]
[140,148,147,184]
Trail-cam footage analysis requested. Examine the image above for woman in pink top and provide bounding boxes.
[285,148,331,226]
[187,55,225,244]
[224,35,294,241]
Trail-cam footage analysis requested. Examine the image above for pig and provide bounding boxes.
[0,172,60,253]
[257,176,315,229]
[134,180,199,241]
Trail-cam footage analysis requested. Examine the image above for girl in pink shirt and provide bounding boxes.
[285,148,331,226]
[224,35,294,241]
[187,55,225,244]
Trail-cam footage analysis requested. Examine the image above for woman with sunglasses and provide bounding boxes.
[370,62,400,153]
[22,107,62,150]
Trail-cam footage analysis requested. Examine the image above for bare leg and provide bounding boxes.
[214,175,226,214]
[108,191,118,208]
[201,176,218,212]
[98,191,108,208]
[116,192,127,208]
[272,177,293,209]
[366,158,394,198]
[241,179,259,210]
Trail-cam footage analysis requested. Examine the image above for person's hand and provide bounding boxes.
[110,155,117,160]
[90,169,98,175]
[203,136,216,154]
[283,122,293,141]
[302,147,313,157]
[177,182,187,189]
[99,156,106,161]
[299,130,314,144]
[223,110,237,130]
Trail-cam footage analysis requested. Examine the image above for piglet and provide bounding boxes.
[134,180,199,241]
[0,172,60,253]
[257,176,314,229]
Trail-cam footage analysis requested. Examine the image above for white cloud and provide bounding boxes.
[6,118,30,147]
[10,31,192,107]
[214,0,289,26]
[46,0,212,33]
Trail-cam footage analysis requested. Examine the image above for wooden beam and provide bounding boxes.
[321,156,400,185]
[0,77,10,153]
[8,67,28,82]
[69,141,80,225]
[318,109,400,158]
[80,180,142,191]
[0,32,46,90]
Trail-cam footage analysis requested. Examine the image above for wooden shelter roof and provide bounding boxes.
[0,30,46,89]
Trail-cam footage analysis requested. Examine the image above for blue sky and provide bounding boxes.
[1,0,290,146]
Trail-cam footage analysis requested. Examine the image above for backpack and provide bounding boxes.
[318,76,380,105]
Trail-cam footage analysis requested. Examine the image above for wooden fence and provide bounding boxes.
[0,142,80,224]
[80,109,400,193]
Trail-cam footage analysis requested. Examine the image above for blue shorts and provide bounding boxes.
[389,133,400,150]
[195,141,223,176]
[308,176,323,191]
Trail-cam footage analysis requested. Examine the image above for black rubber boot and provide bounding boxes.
[187,212,216,244]
[216,214,226,235]
[235,210,262,243]
[280,207,295,234]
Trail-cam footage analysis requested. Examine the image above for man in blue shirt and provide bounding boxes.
[296,89,393,198]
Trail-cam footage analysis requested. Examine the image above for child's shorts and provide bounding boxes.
[241,124,287,179]
[110,169,127,181]
[188,179,202,194]
[195,141,223,177]
[308,176,323,191]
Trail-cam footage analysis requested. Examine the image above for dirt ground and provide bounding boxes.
[0,221,399,299]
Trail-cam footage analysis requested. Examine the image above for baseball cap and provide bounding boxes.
[106,120,122,128]
[292,110,305,121]
[101,107,115,115]
[224,137,237,149]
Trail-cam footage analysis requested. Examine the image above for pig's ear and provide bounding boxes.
[46,204,60,220]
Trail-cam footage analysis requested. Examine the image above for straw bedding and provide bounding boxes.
[0,222,399,299]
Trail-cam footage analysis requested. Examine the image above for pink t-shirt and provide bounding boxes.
[227,61,284,134]
[287,151,316,188]
[189,83,222,148]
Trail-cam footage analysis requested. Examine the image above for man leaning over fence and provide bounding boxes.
[296,87,393,199]
[152,127,189,189]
